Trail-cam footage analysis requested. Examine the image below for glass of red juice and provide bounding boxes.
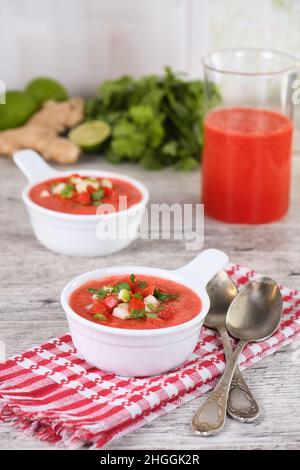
[202,49,298,223]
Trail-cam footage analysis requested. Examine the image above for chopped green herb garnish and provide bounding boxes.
[112,282,130,293]
[93,313,107,321]
[146,303,164,314]
[147,303,157,312]
[60,184,74,198]
[138,281,147,288]
[91,189,104,201]
[129,308,146,319]
[88,287,107,299]
[154,289,178,302]
[146,312,158,319]
[92,200,102,206]
[133,292,143,299]
[130,274,135,283]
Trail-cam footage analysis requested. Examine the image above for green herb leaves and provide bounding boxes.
[129,274,147,289]
[138,281,147,289]
[154,289,178,302]
[93,313,107,321]
[132,292,142,299]
[88,282,130,299]
[112,282,130,293]
[85,67,221,170]
[88,287,107,299]
[91,188,104,206]
[146,312,158,319]
[91,189,104,201]
[129,308,146,319]
[60,184,74,198]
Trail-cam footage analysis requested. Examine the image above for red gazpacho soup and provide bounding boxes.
[29,174,142,215]
[202,107,293,224]
[69,273,201,330]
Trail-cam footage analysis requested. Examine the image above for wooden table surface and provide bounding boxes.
[0,153,300,450]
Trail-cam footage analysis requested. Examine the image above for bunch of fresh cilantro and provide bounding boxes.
[85,67,220,171]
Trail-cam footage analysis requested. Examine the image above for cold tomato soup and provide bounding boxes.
[202,107,293,223]
[69,274,201,330]
[29,174,142,215]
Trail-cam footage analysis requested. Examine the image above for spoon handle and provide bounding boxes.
[192,339,247,436]
[219,326,260,422]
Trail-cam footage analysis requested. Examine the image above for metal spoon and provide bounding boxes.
[205,271,259,422]
[192,277,282,436]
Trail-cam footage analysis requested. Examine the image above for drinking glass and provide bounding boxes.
[202,49,298,223]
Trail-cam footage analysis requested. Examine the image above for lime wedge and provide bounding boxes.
[69,120,111,151]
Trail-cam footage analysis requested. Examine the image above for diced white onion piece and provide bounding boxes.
[103,285,113,292]
[75,180,89,193]
[52,183,66,194]
[70,176,82,185]
[40,189,50,198]
[101,178,113,189]
[144,295,158,312]
[92,294,99,302]
[86,178,100,190]
[113,303,130,319]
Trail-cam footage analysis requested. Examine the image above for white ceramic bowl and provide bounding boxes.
[61,249,228,376]
[13,150,149,257]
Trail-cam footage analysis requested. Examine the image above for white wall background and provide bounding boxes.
[0,0,299,95]
[0,0,208,95]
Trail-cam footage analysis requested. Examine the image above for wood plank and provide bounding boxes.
[0,154,299,449]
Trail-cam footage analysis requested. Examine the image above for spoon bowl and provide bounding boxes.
[226,277,283,342]
[205,271,238,329]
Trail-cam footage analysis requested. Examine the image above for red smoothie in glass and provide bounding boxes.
[202,107,293,223]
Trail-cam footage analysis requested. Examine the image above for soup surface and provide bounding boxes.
[69,274,201,330]
[29,174,142,214]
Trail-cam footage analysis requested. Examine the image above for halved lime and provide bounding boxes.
[68,120,111,152]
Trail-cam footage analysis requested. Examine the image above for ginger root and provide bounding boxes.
[0,97,84,163]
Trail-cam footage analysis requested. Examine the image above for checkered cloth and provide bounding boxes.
[0,263,300,448]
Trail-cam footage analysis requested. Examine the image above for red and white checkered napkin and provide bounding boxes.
[1,264,300,449]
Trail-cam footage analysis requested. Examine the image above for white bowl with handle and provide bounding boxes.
[13,149,149,257]
[61,249,228,377]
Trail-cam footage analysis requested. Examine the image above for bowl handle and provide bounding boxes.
[174,249,228,287]
[13,149,59,184]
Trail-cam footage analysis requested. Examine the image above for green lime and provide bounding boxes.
[68,120,111,151]
[0,90,38,130]
[25,77,68,106]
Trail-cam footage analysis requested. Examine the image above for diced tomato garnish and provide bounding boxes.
[129,297,145,312]
[128,280,136,293]
[158,306,175,320]
[89,299,110,315]
[102,187,112,197]
[104,294,119,309]
[87,185,96,194]
[142,284,155,297]
[74,192,91,205]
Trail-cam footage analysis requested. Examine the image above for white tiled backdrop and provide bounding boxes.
[1,0,300,96]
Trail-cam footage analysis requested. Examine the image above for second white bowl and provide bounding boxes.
[13,150,149,257]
